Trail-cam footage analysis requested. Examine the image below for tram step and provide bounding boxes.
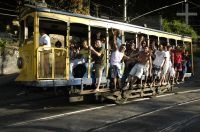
[79,88,110,95]
[143,87,154,92]
[142,92,153,97]
[129,89,142,93]
[128,94,141,99]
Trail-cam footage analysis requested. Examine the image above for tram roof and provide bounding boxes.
[21,4,192,42]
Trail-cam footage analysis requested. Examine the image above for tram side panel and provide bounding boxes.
[16,44,35,82]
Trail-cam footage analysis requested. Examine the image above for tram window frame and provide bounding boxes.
[69,23,88,60]
[24,16,34,45]
[124,32,136,45]
[19,20,24,47]
[39,17,68,47]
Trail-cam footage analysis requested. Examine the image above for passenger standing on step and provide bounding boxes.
[90,39,106,92]
[110,29,129,91]
[150,45,167,86]
[123,46,152,90]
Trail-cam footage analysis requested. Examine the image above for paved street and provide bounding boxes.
[0,90,199,132]
[0,73,200,131]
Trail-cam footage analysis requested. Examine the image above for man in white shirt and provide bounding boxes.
[40,29,51,47]
[39,29,51,77]
[151,45,168,86]
[110,29,129,91]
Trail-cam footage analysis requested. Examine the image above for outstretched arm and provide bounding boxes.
[112,29,118,51]
[90,46,103,57]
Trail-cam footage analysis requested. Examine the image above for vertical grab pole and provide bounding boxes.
[34,12,39,79]
[66,22,70,80]
[106,28,109,77]
[175,40,178,47]
[147,35,150,47]
[88,25,91,78]
[191,41,194,75]
[157,36,160,45]
[167,38,169,45]
[135,34,138,48]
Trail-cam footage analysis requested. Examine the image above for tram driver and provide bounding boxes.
[39,29,51,77]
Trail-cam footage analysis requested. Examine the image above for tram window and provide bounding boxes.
[159,37,167,46]
[70,23,88,60]
[124,32,136,44]
[39,18,67,35]
[91,27,106,46]
[24,16,34,45]
[49,34,64,48]
[19,20,24,46]
[39,18,67,47]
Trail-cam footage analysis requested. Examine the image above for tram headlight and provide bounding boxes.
[17,57,23,69]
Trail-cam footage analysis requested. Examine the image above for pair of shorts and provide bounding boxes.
[168,67,175,77]
[152,64,161,77]
[110,65,123,78]
[129,63,145,79]
[174,63,182,71]
[161,63,169,75]
[94,64,104,78]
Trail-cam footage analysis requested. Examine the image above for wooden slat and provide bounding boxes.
[79,88,110,95]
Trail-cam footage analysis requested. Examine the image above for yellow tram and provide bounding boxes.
[16,3,193,102]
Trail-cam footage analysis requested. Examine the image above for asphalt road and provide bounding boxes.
[0,90,200,132]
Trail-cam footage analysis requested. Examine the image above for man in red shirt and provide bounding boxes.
[173,45,184,84]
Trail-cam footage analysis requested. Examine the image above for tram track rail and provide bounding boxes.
[87,97,200,132]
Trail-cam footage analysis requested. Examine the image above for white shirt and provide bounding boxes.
[110,50,124,68]
[153,50,166,66]
[39,34,51,48]
[163,50,170,68]
[165,51,170,64]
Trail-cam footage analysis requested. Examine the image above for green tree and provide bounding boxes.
[163,19,198,40]
[68,0,90,15]
[44,0,90,15]
[0,38,6,48]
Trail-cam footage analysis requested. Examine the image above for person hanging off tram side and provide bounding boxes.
[173,45,185,84]
[110,29,131,91]
[180,50,191,82]
[71,40,89,78]
[122,40,139,85]
[160,45,170,86]
[90,39,106,92]
[39,29,51,78]
[150,44,170,87]
[123,46,152,90]
[167,46,176,85]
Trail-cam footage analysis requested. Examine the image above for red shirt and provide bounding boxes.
[174,50,183,63]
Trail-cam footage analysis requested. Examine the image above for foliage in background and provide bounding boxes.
[0,38,6,48]
[43,0,90,15]
[163,19,198,40]
[68,0,90,15]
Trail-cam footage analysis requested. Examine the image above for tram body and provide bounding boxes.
[16,4,193,101]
